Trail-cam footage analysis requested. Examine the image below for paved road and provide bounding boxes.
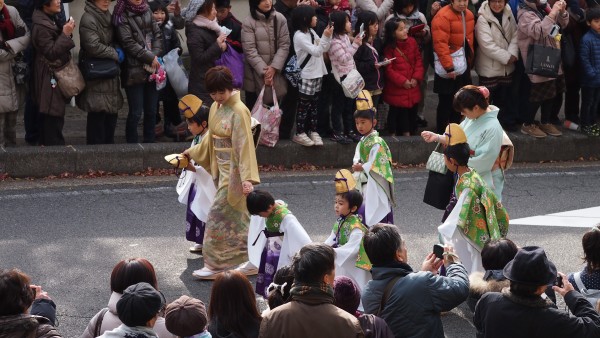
[1,162,599,337]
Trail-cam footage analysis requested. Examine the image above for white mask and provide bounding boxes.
[539,0,547,5]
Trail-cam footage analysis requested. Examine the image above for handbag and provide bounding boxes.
[433,11,467,79]
[79,57,119,80]
[426,143,447,174]
[423,170,455,210]
[12,52,28,85]
[46,57,86,98]
[284,32,314,88]
[332,67,365,98]
[215,43,245,88]
[251,85,282,147]
[525,43,561,78]
[162,48,188,98]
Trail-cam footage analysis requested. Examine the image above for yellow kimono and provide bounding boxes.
[188,91,260,269]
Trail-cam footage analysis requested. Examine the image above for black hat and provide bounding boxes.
[149,0,168,12]
[35,0,53,9]
[116,282,165,327]
[215,0,231,8]
[503,246,557,286]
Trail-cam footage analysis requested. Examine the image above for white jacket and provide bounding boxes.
[474,1,519,78]
[294,29,331,80]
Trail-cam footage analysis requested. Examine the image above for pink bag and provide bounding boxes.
[251,86,282,147]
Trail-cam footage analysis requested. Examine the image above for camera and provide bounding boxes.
[554,276,564,288]
[549,24,560,38]
[433,244,444,259]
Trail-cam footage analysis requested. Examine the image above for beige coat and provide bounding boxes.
[474,1,519,78]
[79,292,176,338]
[0,5,29,113]
[241,10,289,105]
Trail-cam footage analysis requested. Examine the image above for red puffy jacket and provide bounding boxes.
[382,37,424,108]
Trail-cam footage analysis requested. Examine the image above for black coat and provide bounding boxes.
[474,290,600,338]
[354,38,384,91]
[185,21,222,105]
[159,21,181,57]
[219,13,242,53]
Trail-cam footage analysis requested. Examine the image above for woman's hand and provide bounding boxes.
[443,245,461,267]
[264,66,275,86]
[421,131,441,143]
[552,272,574,297]
[323,24,334,38]
[352,162,363,172]
[151,56,160,70]
[507,55,517,64]
[403,80,412,89]
[185,163,196,172]
[353,34,363,46]
[63,18,75,36]
[410,78,418,87]
[421,253,444,274]
[30,285,51,300]
[431,1,442,16]
[242,181,254,195]
[217,34,227,51]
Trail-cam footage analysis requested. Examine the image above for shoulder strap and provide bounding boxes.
[93,308,109,337]
[274,14,278,52]
[375,275,402,316]
[574,272,587,292]
[299,31,314,69]
[395,47,413,71]
[461,11,466,48]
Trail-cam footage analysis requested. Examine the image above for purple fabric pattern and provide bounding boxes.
[185,183,206,244]
[255,239,282,297]
[357,204,394,226]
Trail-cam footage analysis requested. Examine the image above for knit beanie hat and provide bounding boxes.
[165,296,208,337]
[333,276,361,315]
[181,0,206,21]
[116,282,164,327]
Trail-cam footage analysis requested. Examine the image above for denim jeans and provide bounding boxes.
[580,87,600,127]
[125,82,159,143]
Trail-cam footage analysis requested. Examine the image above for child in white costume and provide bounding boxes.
[175,95,217,253]
[247,190,311,297]
[325,170,372,292]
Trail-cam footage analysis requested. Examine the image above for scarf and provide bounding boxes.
[0,5,16,40]
[113,0,148,26]
[100,324,159,338]
[192,14,222,35]
[290,281,334,305]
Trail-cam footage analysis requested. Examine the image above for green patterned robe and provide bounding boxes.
[358,131,395,204]
[333,214,372,271]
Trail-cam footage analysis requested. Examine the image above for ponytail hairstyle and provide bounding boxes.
[266,265,294,309]
[453,85,490,113]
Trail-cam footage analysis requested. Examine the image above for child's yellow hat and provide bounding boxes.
[179,94,203,119]
[445,123,468,146]
[334,169,356,194]
[355,90,375,112]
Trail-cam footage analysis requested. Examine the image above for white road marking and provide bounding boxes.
[510,206,600,228]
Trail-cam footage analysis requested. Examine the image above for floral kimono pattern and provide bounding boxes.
[255,203,290,296]
[333,214,372,271]
[359,131,395,204]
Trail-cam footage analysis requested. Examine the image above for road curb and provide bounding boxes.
[1,130,599,178]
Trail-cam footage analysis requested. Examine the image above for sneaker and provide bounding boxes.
[234,261,259,276]
[189,244,203,253]
[330,132,352,145]
[417,115,428,128]
[192,267,225,280]
[521,123,547,138]
[292,133,314,146]
[309,132,324,146]
[582,125,600,137]
[539,123,562,137]
[347,131,362,143]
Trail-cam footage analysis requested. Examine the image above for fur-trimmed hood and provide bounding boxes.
[0,314,60,338]
[469,270,510,300]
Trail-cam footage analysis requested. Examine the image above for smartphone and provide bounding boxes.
[376,57,396,67]
[359,23,365,38]
[433,244,444,259]
[554,276,564,288]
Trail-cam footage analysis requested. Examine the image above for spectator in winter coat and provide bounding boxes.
[241,0,290,108]
[354,11,384,109]
[0,0,28,147]
[77,0,124,145]
[0,268,62,338]
[361,224,469,338]
[431,0,475,133]
[216,0,242,52]
[183,0,226,106]
[577,8,600,136]
[567,224,600,300]
[114,0,163,143]
[474,246,600,338]
[474,0,519,131]
[516,0,568,138]
[355,0,394,34]
[31,0,76,146]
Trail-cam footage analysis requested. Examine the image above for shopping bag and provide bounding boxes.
[426,143,447,174]
[525,44,561,78]
[215,43,244,88]
[163,48,189,98]
[251,85,282,147]
[423,170,455,210]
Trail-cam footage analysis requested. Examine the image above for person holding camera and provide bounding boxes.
[0,268,62,338]
[361,223,469,338]
[474,246,600,338]
[517,0,569,138]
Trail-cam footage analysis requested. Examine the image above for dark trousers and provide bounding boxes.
[513,57,531,125]
[331,81,355,134]
[524,94,563,125]
[157,83,182,131]
[125,82,159,143]
[296,94,318,135]
[23,46,39,145]
[279,85,299,140]
[39,114,65,146]
[244,91,258,113]
[87,112,118,144]
[564,64,581,123]
[317,73,335,136]
[388,104,418,135]
[436,93,461,134]
[580,87,600,127]
[0,111,17,146]
[489,83,516,126]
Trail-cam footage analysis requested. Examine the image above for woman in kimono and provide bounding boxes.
[184,66,260,280]
[437,123,509,274]
[246,190,311,297]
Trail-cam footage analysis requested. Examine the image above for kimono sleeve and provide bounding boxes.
[232,106,260,184]
[278,214,312,269]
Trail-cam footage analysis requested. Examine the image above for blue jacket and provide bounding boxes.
[580,30,600,88]
[361,262,469,338]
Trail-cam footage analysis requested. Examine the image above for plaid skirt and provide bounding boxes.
[299,77,323,96]
[478,74,513,89]
[529,76,566,103]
